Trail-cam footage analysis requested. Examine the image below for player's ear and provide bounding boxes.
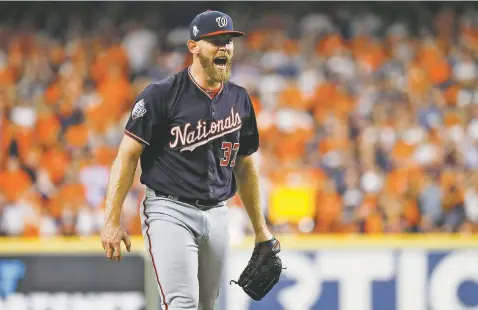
[187,39,200,55]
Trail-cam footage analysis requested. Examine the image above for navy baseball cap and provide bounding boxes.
[190,10,245,40]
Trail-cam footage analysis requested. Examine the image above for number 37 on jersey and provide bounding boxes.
[220,142,239,167]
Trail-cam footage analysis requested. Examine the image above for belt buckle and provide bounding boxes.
[195,200,209,208]
[168,195,178,201]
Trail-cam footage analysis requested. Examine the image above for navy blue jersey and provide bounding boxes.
[124,67,259,202]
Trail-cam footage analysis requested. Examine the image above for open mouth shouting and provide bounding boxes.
[213,56,228,70]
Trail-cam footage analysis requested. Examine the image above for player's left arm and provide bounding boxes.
[229,93,283,299]
[233,92,273,243]
[234,155,273,243]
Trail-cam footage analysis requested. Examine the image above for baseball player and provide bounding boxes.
[101,10,282,310]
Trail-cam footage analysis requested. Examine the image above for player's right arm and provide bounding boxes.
[104,136,144,226]
[101,84,161,262]
[101,135,144,261]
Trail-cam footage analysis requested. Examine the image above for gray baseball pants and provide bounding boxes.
[139,186,230,310]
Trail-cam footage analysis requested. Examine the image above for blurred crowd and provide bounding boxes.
[1,3,478,241]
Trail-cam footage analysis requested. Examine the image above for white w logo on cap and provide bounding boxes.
[216,16,227,27]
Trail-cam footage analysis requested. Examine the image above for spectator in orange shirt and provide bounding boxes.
[0,156,33,202]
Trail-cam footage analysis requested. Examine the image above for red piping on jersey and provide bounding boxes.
[206,85,221,99]
[125,130,150,145]
[187,67,223,99]
[143,197,169,310]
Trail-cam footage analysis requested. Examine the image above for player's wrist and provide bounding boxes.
[105,220,121,227]
[254,228,273,243]
[104,213,122,227]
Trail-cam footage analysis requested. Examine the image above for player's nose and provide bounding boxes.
[217,44,228,51]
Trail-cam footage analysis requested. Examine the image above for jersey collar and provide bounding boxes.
[187,67,223,100]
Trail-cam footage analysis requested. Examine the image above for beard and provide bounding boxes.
[198,52,232,84]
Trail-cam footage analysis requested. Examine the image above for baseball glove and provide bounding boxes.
[230,237,284,301]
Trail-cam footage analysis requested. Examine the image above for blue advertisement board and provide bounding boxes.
[0,254,146,310]
[222,248,478,310]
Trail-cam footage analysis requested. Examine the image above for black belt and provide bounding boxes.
[154,190,220,208]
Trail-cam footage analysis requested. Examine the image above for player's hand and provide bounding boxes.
[101,222,132,262]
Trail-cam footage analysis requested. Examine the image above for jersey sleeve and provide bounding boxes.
[238,93,259,156]
[124,84,161,146]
